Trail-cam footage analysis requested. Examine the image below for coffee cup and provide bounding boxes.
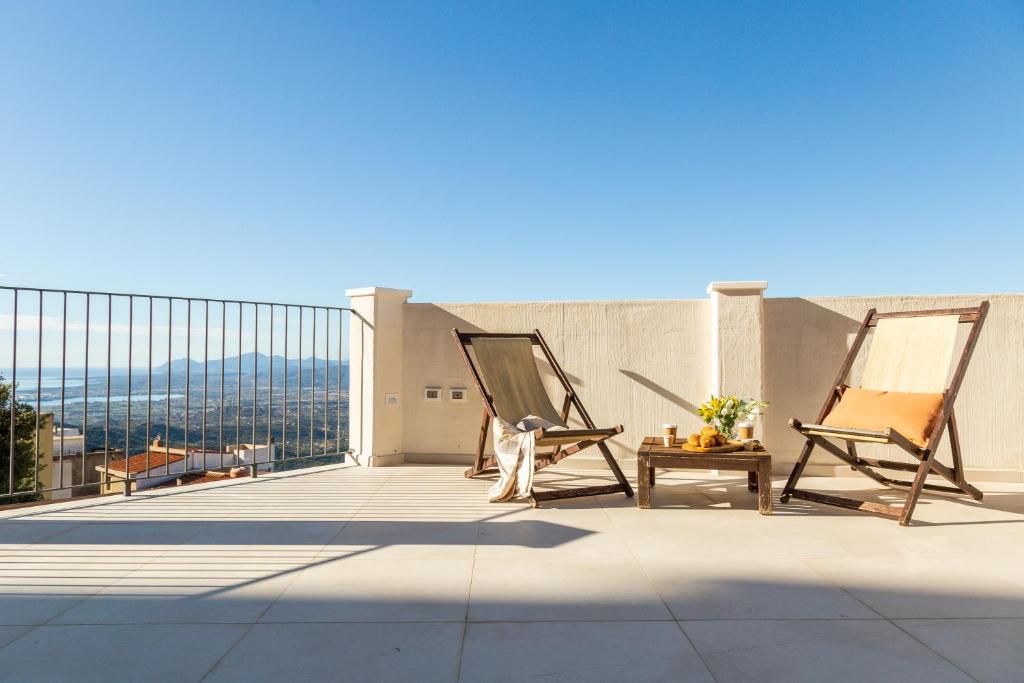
[662,423,677,446]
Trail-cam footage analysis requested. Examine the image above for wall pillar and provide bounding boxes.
[346,287,411,466]
[708,281,768,403]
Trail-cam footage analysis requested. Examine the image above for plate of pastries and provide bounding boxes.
[681,426,744,453]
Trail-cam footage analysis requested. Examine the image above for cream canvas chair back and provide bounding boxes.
[859,315,961,393]
[470,337,567,427]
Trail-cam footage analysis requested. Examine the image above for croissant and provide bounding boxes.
[687,434,701,446]
[700,425,719,437]
[715,434,729,446]
[699,435,716,448]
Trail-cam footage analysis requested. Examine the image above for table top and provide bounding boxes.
[638,435,771,459]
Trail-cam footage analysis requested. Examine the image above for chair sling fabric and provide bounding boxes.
[452,329,633,505]
[860,315,959,393]
[780,303,989,526]
[470,338,567,427]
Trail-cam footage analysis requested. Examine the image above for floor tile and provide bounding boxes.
[469,558,671,621]
[52,565,299,624]
[261,558,472,622]
[40,520,212,546]
[0,625,33,650]
[757,516,951,559]
[683,619,973,683]
[898,618,1024,682]
[475,515,633,560]
[806,557,1024,618]
[185,520,348,547]
[621,518,785,560]
[324,520,479,559]
[461,621,714,682]
[644,557,877,620]
[0,623,247,682]
[0,591,99,626]
[202,622,462,683]
[0,521,81,547]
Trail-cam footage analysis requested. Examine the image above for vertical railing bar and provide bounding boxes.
[82,294,90,487]
[34,292,42,492]
[297,306,303,461]
[219,302,225,470]
[336,309,342,456]
[58,291,66,490]
[124,296,133,496]
[310,307,316,457]
[165,299,172,476]
[146,297,152,479]
[324,308,329,455]
[184,299,191,472]
[268,305,274,463]
[252,304,258,457]
[202,301,209,465]
[282,306,288,460]
[104,294,111,489]
[8,289,17,496]
[235,302,241,467]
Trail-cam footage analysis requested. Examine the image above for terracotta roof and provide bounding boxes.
[154,470,251,489]
[104,450,186,475]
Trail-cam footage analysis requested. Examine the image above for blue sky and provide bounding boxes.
[1,1,1022,304]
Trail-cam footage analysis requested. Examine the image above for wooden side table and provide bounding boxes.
[636,436,773,514]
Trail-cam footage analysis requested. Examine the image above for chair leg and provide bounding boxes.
[948,412,983,500]
[780,439,815,503]
[464,410,492,478]
[898,452,935,526]
[597,441,634,497]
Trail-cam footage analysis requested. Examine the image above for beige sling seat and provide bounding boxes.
[452,329,633,505]
[780,303,990,525]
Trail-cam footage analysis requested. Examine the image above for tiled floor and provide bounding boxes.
[2,462,1024,682]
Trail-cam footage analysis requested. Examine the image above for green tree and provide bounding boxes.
[0,376,45,501]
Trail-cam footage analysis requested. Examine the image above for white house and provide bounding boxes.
[96,436,276,493]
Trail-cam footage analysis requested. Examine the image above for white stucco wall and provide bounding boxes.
[400,299,710,462]
[353,287,1022,479]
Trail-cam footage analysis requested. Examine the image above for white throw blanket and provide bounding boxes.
[489,415,559,502]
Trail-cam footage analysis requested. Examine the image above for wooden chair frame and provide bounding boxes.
[780,302,990,525]
[452,328,634,505]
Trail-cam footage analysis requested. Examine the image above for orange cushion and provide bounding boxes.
[821,388,944,447]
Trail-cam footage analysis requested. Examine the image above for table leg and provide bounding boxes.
[650,466,655,487]
[638,457,651,509]
[757,460,772,515]
[747,471,757,492]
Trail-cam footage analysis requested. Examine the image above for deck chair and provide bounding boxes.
[780,302,989,526]
[452,329,634,505]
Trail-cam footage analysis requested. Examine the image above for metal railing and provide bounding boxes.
[0,285,354,501]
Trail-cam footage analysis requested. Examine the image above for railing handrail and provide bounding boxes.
[0,284,354,313]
